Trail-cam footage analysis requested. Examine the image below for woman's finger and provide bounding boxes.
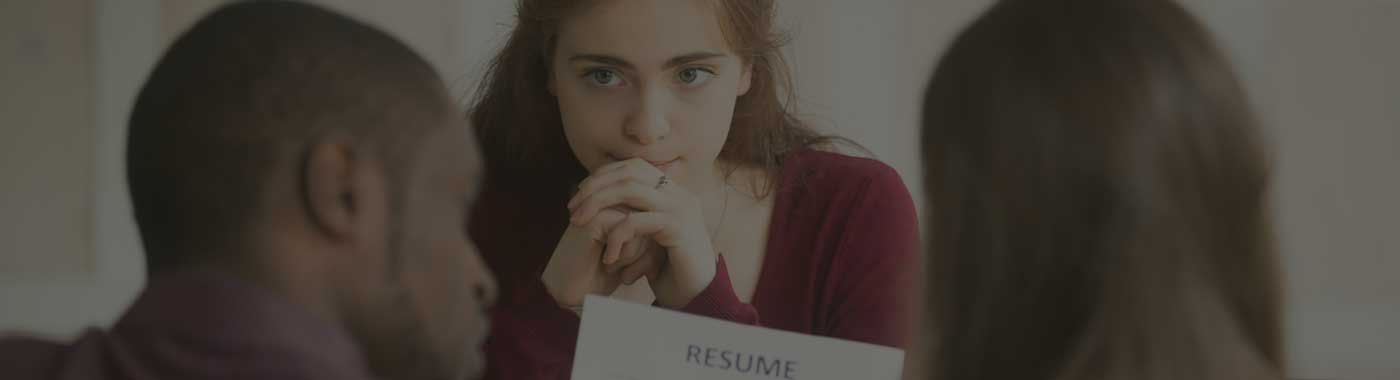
[592,158,639,175]
[605,237,654,273]
[570,159,663,210]
[619,243,665,285]
[603,239,634,274]
[571,182,668,226]
[603,237,639,270]
[570,170,641,210]
[586,208,630,242]
[602,212,670,262]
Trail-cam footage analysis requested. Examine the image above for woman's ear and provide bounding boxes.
[737,62,753,96]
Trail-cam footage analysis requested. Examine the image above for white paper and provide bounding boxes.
[571,295,904,380]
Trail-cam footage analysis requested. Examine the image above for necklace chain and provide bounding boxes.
[709,183,732,251]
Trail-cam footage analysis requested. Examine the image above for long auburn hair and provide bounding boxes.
[468,0,835,202]
[920,1,1282,379]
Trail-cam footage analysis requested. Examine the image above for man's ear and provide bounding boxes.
[302,140,362,240]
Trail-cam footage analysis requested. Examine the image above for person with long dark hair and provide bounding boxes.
[920,1,1283,379]
[468,0,920,378]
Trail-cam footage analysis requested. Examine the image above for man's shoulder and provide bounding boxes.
[0,329,110,379]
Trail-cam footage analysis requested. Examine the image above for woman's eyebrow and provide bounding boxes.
[568,51,726,70]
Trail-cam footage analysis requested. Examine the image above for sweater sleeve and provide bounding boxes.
[482,274,581,380]
[822,163,922,349]
[673,256,761,324]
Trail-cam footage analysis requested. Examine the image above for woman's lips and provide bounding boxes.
[646,157,681,169]
[607,154,680,169]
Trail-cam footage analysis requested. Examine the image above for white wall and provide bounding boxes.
[1,0,94,279]
[2,1,1396,379]
[1184,2,1400,379]
[0,0,157,338]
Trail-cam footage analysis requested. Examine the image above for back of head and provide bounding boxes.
[920,1,1281,379]
[128,1,448,274]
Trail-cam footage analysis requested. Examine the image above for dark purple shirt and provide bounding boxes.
[0,271,374,380]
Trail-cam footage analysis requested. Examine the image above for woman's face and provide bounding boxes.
[550,0,751,189]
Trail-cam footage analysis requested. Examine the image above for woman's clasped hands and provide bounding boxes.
[541,158,719,312]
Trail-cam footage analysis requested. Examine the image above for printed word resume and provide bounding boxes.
[571,296,904,380]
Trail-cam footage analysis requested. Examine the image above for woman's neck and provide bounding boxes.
[698,162,770,235]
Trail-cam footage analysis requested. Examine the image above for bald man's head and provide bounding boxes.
[128,1,447,272]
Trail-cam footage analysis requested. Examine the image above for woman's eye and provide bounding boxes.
[585,69,625,87]
[678,67,715,86]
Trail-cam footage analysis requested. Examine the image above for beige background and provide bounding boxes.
[1,1,1395,379]
[0,1,93,276]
